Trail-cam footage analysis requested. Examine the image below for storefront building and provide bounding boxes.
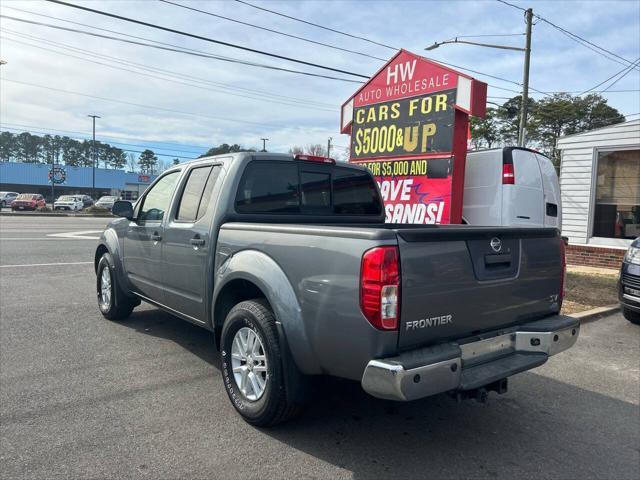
[557,119,640,268]
[0,162,156,201]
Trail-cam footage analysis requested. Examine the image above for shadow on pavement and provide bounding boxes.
[123,307,639,479]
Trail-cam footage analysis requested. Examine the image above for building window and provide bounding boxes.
[593,149,640,239]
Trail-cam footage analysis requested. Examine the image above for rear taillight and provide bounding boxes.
[360,246,400,330]
[559,238,567,304]
[502,163,515,184]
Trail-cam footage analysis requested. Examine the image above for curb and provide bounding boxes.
[570,304,620,323]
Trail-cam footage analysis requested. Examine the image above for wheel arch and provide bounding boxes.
[212,249,321,375]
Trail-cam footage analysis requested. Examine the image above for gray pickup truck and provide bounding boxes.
[95,152,579,426]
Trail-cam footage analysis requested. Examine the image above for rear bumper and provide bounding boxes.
[361,315,579,401]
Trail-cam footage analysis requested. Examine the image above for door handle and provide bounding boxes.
[151,232,162,242]
[190,236,205,247]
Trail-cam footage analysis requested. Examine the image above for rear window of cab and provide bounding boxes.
[235,161,382,216]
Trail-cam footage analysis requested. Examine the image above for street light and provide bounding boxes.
[425,8,533,147]
[88,115,100,198]
[260,138,269,152]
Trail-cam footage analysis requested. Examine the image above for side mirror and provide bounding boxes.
[112,200,134,220]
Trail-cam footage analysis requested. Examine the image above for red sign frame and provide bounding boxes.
[341,50,487,224]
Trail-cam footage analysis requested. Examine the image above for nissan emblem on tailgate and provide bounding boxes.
[490,237,502,252]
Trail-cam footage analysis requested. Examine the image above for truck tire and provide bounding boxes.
[623,306,640,325]
[96,252,136,321]
[220,299,301,426]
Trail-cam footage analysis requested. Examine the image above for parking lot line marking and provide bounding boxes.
[0,237,98,241]
[0,261,93,268]
[47,230,102,240]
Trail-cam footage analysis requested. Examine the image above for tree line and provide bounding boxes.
[0,131,182,174]
[1,93,625,173]
[470,93,625,164]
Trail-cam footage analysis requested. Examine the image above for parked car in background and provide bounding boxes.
[11,193,46,211]
[0,191,19,208]
[619,237,640,325]
[463,147,561,228]
[79,195,94,208]
[95,196,119,211]
[54,195,84,211]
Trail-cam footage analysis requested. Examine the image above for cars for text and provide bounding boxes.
[54,195,84,211]
[95,152,579,426]
[619,237,640,324]
[11,193,45,211]
[0,191,19,208]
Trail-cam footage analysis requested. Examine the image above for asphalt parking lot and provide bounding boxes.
[0,215,638,479]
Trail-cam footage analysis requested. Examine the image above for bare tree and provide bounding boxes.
[127,153,137,173]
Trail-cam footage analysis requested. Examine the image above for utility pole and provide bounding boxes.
[327,137,332,158]
[518,8,533,147]
[88,115,100,198]
[260,138,269,152]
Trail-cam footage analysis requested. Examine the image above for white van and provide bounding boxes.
[463,147,561,228]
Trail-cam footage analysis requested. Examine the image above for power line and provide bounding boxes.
[4,6,543,95]
[1,7,341,106]
[158,0,387,62]
[601,58,640,93]
[1,32,337,112]
[45,0,370,79]
[580,57,640,95]
[0,122,210,150]
[0,14,363,84]
[234,0,397,51]
[2,78,297,128]
[496,0,639,71]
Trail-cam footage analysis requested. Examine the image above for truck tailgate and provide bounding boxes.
[395,227,562,350]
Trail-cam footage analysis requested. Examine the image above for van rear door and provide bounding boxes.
[534,152,561,228]
[502,148,544,226]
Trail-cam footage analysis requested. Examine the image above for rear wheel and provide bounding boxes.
[623,306,640,325]
[96,253,136,320]
[220,299,302,426]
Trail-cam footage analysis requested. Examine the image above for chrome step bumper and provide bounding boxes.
[361,315,579,401]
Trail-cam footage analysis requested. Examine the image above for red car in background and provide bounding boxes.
[11,193,46,211]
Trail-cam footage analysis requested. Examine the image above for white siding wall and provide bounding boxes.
[557,120,640,245]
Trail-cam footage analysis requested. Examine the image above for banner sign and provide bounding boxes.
[358,158,452,224]
[350,89,456,161]
[341,49,487,225]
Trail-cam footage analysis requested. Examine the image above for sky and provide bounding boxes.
[1,0,639,163]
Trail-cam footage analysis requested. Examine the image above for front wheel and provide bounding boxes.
[96,253,135,320]
[623,306,640,325]
[220,299,302,426]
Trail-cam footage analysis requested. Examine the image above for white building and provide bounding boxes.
[557,119,640,264]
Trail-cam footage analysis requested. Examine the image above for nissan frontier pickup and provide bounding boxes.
[95,152,578,426]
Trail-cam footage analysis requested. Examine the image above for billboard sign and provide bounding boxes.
[341,50,487,224]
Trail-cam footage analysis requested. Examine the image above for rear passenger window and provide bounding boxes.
[235,162,299,213]
[176,166,221,221]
